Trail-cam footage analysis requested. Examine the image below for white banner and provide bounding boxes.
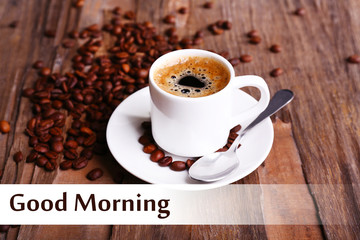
[0,184,350,225]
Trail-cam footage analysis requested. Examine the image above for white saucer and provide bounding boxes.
[106,87,274,190]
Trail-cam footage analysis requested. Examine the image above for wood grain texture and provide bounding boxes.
[0,0,359,239]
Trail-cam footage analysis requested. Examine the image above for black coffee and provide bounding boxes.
[153,56,230,97]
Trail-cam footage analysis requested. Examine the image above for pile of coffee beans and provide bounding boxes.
[138,122,241,171]
[22,5,233,180]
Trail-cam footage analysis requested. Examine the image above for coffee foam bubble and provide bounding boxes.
[154,56,230,98]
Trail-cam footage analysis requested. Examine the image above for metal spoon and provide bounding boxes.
[188,89,294,182]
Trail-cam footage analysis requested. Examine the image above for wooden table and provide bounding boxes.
[0,0,359,239]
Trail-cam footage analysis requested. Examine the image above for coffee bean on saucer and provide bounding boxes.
[230,124,241,133]
[138,135,152,145]
[158,156,173,166]
[170,161,186,171]
[150,149,165,162]
[143,143,157,153]
[186,159,195,168]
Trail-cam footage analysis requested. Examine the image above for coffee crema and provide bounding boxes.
[153,56,230,97]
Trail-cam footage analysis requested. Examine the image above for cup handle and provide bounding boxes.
[229,75,270,128]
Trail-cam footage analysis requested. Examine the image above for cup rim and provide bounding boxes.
[149,49,235,101]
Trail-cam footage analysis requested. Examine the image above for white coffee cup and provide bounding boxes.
[149,49,270,157]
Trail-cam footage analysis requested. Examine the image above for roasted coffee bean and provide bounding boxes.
[36,156,48,167]
[230,124,241,133]
[87,168,104,180]
[50,135,64,143]
[138,135,152,145]
[294,7,306,16]
[69,30,79,39]
[76,136,85,145]
[73,0,84,7]
[26,150,38,163]
[45,151,58,159]
[229,132,238,140]
[49,127,62,136]
[124,10,135,20]
[249,36,261,44]
[222,20,232,30]
[158,156,172,166]
[40,67,51,76]
[13,151,23,163]
[115,52,129,59]
[208,24,223,35]
[186,159,195,168]
[84,135,96,147]
[0,120,11,133]
[113,6,121,15]
[68,128,80,136]
[38,119,54,130]
[72,156,88,170]
[150,149,165,162]
[270,68,284,77]
[62,39,75,48]
[22,88,35,98]
[143,143,157,153]
[163,15,176,24]
[27,118,37,130]
[33,60,44,69]
[64,149,78,160]
[247,29,259,38]
[34,143,49,153]
[0,225,10,232]
[45,161,56,171]
[64,140,78,149]
[347,55,360,64]
[240,54,253,63]
[193,37,203,45]
[203,1,214,8]
[81,148,93,160]
[229,58,240,66]
[178,7,188,14]
[60,160,73,170]
[39,134,51,143]
[270,44,282,53]
[170,161,186,171]
[51,141,64,153]
[80,127,93,136]
[194,31,204,39]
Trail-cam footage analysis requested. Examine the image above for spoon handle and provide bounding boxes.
[240,89,294,137]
